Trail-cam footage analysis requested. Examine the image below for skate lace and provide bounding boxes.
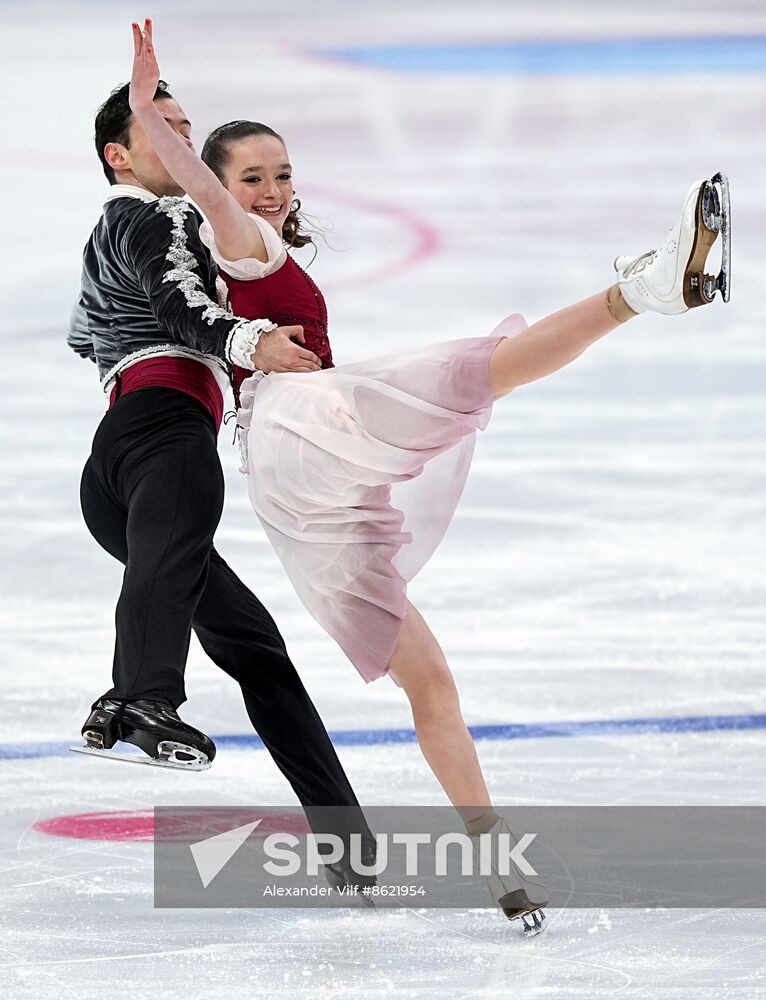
[223,409,238,444]
[623,249,657,277]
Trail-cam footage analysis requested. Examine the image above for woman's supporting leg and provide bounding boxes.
[389,294,631,805]
[388,599,493,810]
[489,287,633,400]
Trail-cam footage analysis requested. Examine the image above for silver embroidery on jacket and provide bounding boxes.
[154,197,277,366]
[156,198,235,324]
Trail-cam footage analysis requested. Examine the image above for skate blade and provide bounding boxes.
[710,171,731,302]
[520,908,548,936]
[69,743,212,772]
[684,172,731,307]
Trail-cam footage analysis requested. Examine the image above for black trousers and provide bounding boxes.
[79,387,367,819]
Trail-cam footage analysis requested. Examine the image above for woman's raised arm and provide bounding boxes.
[128,19,267,263]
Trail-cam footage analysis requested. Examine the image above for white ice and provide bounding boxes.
[1,1,765,997]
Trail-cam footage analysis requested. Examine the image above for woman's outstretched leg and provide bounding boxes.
[388,599,492,810]
[489,288,623,400]
[489,174,730,400]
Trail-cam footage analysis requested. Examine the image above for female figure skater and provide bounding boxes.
[129,20,730,933]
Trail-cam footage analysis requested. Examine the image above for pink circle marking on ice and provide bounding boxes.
[300,182,441,294]
[32,809,311,842]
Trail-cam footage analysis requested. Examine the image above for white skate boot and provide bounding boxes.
[470,817,549,936]
[615,172,731,314]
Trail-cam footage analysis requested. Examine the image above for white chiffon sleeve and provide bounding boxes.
[199,212,287,280]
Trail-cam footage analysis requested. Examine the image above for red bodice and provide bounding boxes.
[221,254,334,393]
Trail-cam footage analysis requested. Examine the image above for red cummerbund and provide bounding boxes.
[108,357,225,431]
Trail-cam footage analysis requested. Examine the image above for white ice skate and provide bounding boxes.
[470,817,549,937]
[615,172,731,315]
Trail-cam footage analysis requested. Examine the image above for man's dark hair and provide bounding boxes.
[94,80,173,184]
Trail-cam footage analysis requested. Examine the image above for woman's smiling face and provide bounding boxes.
[222,134,294,235]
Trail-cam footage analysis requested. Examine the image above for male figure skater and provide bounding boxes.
[68,79,373,881]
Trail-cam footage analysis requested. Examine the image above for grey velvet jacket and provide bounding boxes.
[67,188,274,385]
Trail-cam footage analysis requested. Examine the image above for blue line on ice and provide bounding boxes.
[2,712,765,761]
[320,37,766,74]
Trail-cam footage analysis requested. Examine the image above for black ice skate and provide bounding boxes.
[323,837,377,908]
[69,698,215,771]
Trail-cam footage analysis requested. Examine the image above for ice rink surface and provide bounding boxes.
[1,0,765,996]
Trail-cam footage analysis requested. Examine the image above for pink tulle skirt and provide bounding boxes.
[237,315,525,683]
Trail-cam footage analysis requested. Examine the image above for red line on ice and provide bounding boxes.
[33,808,310,842]
[291,181,441,293]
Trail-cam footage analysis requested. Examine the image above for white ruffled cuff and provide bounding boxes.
[226,318,278,370]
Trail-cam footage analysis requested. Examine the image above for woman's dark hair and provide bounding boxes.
[94,80,174,183]
[201,120,313,249]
